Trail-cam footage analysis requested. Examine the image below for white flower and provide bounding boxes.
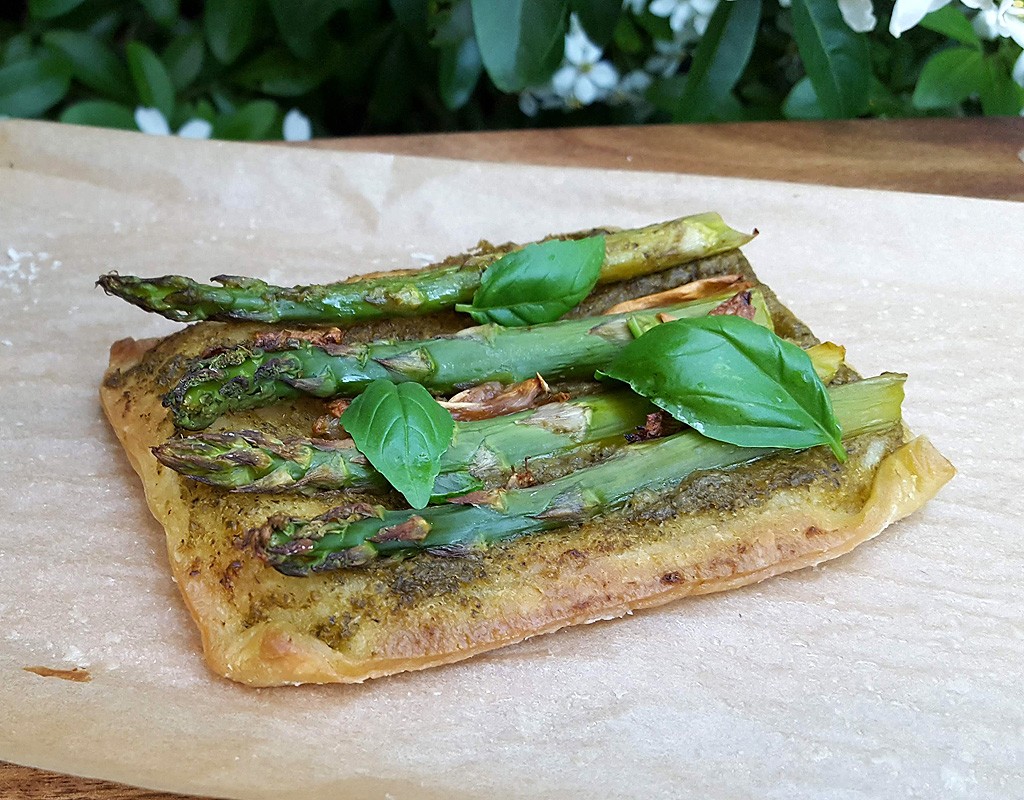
[623,0,648,13]
[649,0,719,36]
[518,85,563,116]
[283,108,312,141]
[996,0,1024,46]
[551,15,619,105]
[644,38,688,77]
[838,0,877,31]
[134,107,212,139]
[890,0,995,37]
[609,69,654,105]
[972,0,1024,86]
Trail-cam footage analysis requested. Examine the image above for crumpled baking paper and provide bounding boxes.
[0,120,1020,799]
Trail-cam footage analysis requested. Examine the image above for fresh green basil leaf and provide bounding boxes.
[340,379,455,509]
[59,99,137,129]
[789,0,870,118]
[911,46,985,110]
[918,5,981,49]
[674,0,761,123]
[470,0,567,92]
[0,53,72,117]
[126,41,175,117]
[204,0,257,65]
[598,316,846,461]
[43,30,133,102]
[457,235,606,327]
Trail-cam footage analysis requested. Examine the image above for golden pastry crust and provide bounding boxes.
[99,254,954,686]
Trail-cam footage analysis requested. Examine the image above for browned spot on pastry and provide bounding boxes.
[709,290,756,320]
[24,666,92,682]
[253,327,346,352]
[661,571,682,585]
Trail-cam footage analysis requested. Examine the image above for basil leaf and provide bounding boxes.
[457,235,605,327]
[598,316,845,461]
[340,379,455,509]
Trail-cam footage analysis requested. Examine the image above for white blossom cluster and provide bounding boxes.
[893,0,1024,85]
[519,0,1024,116]
[135,107,313,141]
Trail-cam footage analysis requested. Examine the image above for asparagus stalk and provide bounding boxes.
[154,392,651,500]
[97,213,753,324]
[253,375,906,576]
[165,289,772,430]
[155,341,845,497]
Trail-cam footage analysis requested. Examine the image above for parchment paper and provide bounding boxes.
[0,120,1021,799]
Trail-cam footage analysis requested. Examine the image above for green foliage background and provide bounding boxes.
[0,0,1020,140]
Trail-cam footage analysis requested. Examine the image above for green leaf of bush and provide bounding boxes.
[569,0,620,47]
[674,0,761,122]
[0,53,72,117]
[267,0,348,59]
[59,99,137,129]
[911,46,984,110]
[782,75,824,119]
[126,41,175,117]
[439,37,482,110]
[163,31,206,90]
[204,0,257,65]
[233,46,335,96]
[215,99,279,140]
[43,30,132,102]
[471,0,566,92]
[918,5,981,49]
[28,0,86,19]
[790,0,871,118]
[2,34,35,67]
[140,0,179,26]
[979,53,1023,115]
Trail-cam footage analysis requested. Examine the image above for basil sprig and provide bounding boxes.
[598,316,846,461]
[340,379,455,509]
[457,235,606,326]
